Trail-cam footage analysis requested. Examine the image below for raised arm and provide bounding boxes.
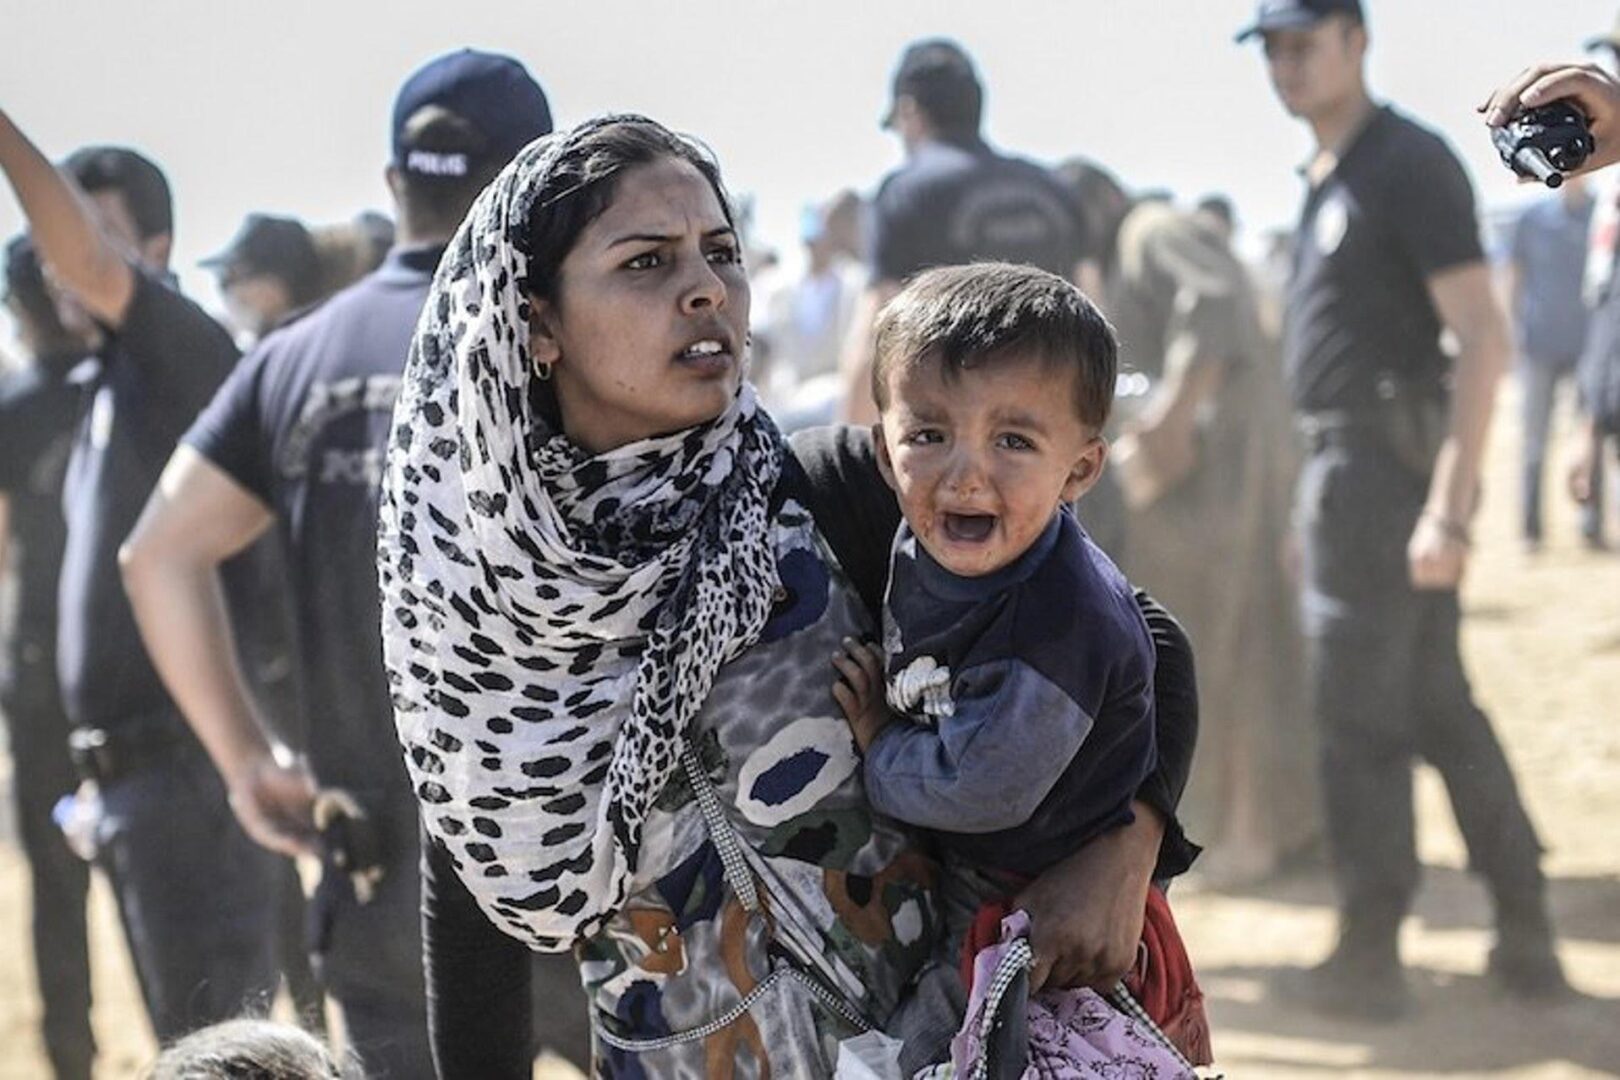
[0,109,135,325]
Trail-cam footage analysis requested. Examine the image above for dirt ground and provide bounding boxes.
[0,381,1615,1079]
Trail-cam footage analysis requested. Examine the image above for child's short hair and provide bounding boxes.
[871,262,1118,430]
[149,1018,360,1079]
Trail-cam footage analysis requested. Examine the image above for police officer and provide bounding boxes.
[841,38,1090,425]
[121,51,586,1077]
[0,116,283,1040]
[1239,0,1566,1017]
[0,236,96,1080]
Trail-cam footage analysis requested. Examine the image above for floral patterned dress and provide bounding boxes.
[581,493,939,1079]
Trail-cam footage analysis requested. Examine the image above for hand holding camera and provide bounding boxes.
[1482,62,1620,180]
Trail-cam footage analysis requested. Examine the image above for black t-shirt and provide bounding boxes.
[57,272,238,730]
[0,363,81,711]
[1284,106,1484,412]
[868,137,1088,283]
[184,246,440,796]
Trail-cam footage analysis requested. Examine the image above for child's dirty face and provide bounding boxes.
[874,351,1105,577]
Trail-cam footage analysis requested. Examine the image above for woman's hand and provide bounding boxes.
[1480,62,1620,177]
[1015,801,1164,993]
[832,638,892,753]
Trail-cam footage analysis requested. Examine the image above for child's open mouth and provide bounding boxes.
[942,512,996,543]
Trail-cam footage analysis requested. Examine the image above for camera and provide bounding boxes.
[1493,100,1596,188]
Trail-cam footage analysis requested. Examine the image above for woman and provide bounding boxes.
[379,115,1198,1078]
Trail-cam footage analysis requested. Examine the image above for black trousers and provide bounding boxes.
[1296,439,1546,938]
[2,685,93,1080]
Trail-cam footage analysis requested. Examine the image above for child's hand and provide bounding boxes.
[831,637,891,753]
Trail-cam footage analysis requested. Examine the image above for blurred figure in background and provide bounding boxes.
[1571,20,1620,547]
[1241,0,1564,1017]
[751,189,863,429]
[1194,193,1236,246]
[1501,177,1598,551]
[1060,162,1315,887]
[309,210,394,298]
[202,213,324,344]
[0,116,283,1041]
[200,213,332,1027]
[0,236,97,1079]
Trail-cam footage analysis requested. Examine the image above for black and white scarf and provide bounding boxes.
[378,132,786,950]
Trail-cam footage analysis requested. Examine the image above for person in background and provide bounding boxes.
[1501,178,1598,551]
[201,213,324,344]
[1060,161,1316,888]
[1194,193,1236,245]
[121,50,584,1077]
[751,189,864,429]
[310,210,394,298]
[0,236,97,1079]
[1241,0,1565,1017]
[0,112,285,1041]
[840,38,1089,426]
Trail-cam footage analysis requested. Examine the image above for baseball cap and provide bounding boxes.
[1585,13,1620,52]
[391,49,553,179]
[883,39,982,129]
[1234,0,1364,42]
[201,213,320,288]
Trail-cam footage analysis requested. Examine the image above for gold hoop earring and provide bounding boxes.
[536,360,554,382]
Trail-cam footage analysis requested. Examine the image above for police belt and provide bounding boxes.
[68,709,200,786]
[1296,397,1447,478]
[1295,410,1388,453]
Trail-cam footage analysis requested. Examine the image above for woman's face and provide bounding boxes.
[531,156,749,454]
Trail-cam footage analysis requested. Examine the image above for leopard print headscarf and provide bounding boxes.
[378,126,785,950]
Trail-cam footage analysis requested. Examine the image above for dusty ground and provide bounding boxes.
[0,382,1615,1079]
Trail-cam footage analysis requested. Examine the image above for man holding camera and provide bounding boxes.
[1239,0,1565,1017]
[120,51,563,1077]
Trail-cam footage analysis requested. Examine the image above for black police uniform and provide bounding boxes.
[1286,106,1547,945]
[0,361,93,1079]
[58,270,282,1040]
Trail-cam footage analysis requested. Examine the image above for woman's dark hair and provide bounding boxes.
[521,114,734,303]
[62,145,173,240]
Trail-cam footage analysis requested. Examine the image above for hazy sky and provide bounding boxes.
[0,0,1614,317]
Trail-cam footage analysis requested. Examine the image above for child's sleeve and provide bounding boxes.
[862,658,1092,833]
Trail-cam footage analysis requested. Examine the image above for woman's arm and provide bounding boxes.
[1016,592,1199,992]
[421,832,535,1080]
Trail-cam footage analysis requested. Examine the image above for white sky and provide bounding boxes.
[0,0,1614,317]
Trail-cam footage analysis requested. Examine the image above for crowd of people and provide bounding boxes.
[0,0,1617,1076]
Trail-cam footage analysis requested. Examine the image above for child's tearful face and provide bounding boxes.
[875,352,1106,577]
